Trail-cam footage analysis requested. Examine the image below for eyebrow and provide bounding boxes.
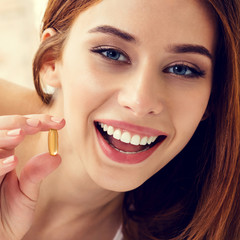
[88,25,213,61]
[88,25,137,43]
[167,44,213,61]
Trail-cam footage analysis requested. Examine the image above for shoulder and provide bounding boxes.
[0,79,45,115]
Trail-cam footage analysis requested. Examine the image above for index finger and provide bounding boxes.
[0,114,65,132]
[24,114,65,131]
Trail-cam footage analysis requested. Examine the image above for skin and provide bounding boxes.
[0,0,217,239]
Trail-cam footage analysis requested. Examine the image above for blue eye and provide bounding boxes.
[91,47,130,63]
[103,50,121,60]
[171,65,190,75]
[164,64,205,78]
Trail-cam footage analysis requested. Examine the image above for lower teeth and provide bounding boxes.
[109,142,150,154]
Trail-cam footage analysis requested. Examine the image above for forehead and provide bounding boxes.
[70,0,217,52]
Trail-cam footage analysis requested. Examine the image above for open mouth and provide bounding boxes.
[95,121,166,155]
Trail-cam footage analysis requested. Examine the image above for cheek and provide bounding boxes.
[170,81,211,141]
[61,49,121,108]
[59,55,120,147]
[61,62,110,113]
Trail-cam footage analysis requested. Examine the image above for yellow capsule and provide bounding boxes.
[48,129,58,156]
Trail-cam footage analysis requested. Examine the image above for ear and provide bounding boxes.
[40,28,61,89]
[201,106,211,121]
[41,28,57,42]
[201,112,209,121]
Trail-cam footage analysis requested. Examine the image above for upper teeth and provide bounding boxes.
[99,123,158,146]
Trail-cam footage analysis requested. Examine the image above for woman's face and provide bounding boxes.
[52,0,217,191]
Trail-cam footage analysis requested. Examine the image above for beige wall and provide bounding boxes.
[0,0,48,89]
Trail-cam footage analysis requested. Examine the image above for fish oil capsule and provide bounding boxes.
[48,129,58,156]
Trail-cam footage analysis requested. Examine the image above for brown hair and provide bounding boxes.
[33,0,240,239]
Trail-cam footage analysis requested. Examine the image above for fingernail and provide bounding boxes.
[3,156,15,165]
[51,116,63,124]
[7,128,22,136]
[26,118,40,127]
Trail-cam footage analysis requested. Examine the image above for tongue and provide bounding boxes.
[108,136,147,152]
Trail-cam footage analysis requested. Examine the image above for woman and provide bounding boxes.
[0,0,239,239]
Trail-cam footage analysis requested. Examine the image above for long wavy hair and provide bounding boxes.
[33,0,240,239]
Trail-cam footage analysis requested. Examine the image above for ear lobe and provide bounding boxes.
[40,61,61,88]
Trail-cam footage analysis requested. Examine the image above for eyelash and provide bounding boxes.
[163,64,206,79]
[90,47,205,78]
[90,46,130,64]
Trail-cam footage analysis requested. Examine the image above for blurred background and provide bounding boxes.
[0,0,48,89]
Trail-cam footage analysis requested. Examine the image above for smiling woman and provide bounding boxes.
[0,0,239,240]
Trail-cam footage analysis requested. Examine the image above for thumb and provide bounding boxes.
[19,153,61,201]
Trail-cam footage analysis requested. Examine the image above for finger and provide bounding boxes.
[24,114,65,131]
[0,155,18,185]
[0,128,24,149]
[0,114,65,132]
[0,116,65,149]
[19,153,61,201]
[0,148,14,159]
[0,115,38,131]
[1,170,36,236]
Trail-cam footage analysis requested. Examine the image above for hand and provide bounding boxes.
[0,114,65,240]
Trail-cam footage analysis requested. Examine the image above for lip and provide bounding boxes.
[95,120,167,164]
[95,119,167,137]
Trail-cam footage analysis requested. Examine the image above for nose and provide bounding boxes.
[117,65,164,118]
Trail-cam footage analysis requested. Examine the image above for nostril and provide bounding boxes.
[123,105,159,117]
[124,106,132,111]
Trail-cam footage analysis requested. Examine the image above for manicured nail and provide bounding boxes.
[51,116,63,124]
[7,128,22,136]
[3,156,15,165]
[26,118,40,127]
